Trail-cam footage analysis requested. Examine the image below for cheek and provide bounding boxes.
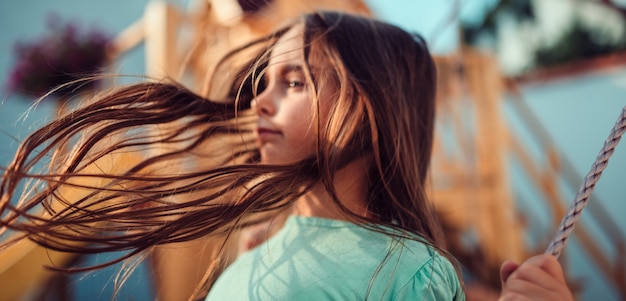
[283,97,315,134]
[285,113,316,149]
[283,103,318,155]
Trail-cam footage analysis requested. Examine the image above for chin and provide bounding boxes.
[260,157,290,165]
[259,150,281,165]
[260,153,298,165]
[260,146,312,165]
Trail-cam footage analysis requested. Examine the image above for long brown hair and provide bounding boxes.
[301,12,440,238]
[0,10,453,297]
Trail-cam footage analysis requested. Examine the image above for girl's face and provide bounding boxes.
[252,26,335,164]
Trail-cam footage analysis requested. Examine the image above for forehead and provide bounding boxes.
[268,25,305,65]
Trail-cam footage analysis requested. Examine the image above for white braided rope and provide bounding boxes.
[545,105,626,258]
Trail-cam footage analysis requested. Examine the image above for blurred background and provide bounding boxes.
[0,0,625,300]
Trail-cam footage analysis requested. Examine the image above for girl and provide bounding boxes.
[0,11,571,300]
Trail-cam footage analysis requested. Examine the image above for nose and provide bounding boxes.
[252,88,276,116]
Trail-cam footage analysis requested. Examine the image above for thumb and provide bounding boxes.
[500,260,519,287]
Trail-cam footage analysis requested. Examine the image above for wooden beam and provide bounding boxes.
[144,1,184,79]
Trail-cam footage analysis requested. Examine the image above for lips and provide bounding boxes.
[256,127,282,140]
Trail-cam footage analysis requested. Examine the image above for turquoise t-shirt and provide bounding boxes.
[206,216,465,300]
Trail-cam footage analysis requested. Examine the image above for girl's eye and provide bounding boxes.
[287,80,305,88]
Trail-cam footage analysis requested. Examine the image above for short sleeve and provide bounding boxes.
[393,254,466,301]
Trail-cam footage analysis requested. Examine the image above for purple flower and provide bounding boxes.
[6,14,111,100]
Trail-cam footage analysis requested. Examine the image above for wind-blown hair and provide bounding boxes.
[0,10,453,297]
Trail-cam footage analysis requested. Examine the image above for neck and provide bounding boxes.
[292,157,370,220]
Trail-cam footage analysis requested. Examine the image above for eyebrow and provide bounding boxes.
[281,64,305,75]
[262,64,305,84]
[263,63,319,84]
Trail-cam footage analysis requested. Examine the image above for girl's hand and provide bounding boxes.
[499,254,574,301]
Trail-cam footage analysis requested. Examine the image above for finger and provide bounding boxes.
[538,254,567,283]
[498,292,532,301]
[499,292,531,301]
[511,260,567,292]
[521,254,567,283]
[503,277,562,301]
[500,260,519,286]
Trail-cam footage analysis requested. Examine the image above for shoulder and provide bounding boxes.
[314,223,464,300]
[390,243,466,301]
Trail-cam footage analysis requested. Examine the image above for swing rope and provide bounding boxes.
[546,105,626,259]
